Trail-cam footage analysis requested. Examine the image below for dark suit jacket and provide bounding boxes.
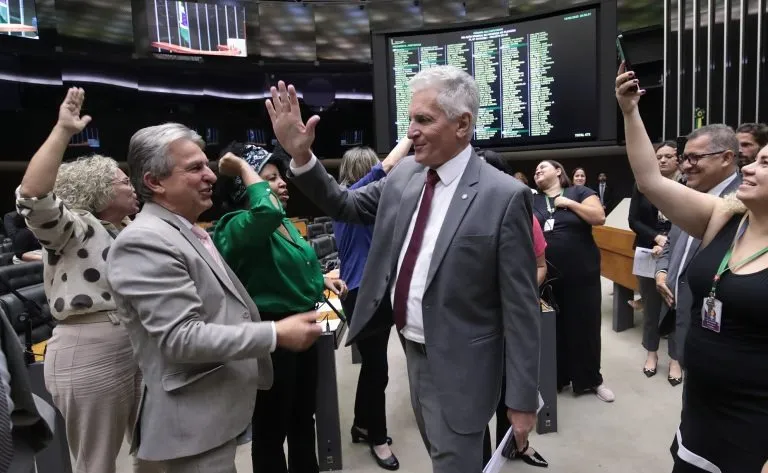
[593,183,618,214]
[628,184,670,249]
[0,310,54,472]
[290,152,541,434]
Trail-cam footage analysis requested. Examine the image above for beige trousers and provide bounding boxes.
[44,316,161,473]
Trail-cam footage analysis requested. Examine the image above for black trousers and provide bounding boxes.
[251,329,319,473]
[340,288,391,446]
[552,274,603,392]
[482,376,510,465]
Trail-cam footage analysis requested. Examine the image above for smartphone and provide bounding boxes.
[616,33,632,71]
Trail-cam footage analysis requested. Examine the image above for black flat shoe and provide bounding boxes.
[668,375,683,387]
[369,444,400,471]
[351,425,393,446]
[643,366,657,378]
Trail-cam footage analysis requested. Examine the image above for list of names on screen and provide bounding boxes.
[388,9,598,147]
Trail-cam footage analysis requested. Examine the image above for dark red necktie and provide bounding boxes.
[393,169,440,331]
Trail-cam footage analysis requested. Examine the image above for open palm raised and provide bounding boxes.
[57,87,92,136]
[265,81,320,166]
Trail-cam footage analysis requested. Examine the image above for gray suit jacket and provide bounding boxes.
[0,310,55,473]
[290,152,540,434]
[106,202,274,461]
[655,174,742,336]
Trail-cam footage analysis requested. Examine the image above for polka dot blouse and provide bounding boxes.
[15,188,127,321]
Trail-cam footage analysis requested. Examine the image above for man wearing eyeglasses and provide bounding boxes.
[655,125,741,370]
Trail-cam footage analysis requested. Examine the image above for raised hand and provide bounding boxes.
[615,61,645,115]
[57,87,92,136]
[265,81,320,166]
[218,152,246,177]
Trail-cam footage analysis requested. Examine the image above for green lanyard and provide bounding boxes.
[710,215,768,298]
[545,190,564,215]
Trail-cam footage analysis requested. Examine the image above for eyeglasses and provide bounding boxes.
[679,150,727,166]
[113,177,132,187]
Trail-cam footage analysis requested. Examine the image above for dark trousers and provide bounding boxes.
[553,274,603,392]
[340,288,391,446]
[251,339,319,473]
[482,377,510,465]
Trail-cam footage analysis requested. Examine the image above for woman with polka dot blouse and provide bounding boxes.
[16,89,159,473]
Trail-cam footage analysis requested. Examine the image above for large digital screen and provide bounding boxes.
[386,9,597,148]
[0,0,39,39]
[147,0,247,57]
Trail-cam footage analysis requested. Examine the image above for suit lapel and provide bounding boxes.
[390,169,428,273]
[425,155,480,290]
[143,203,248,307]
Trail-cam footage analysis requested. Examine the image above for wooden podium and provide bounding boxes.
[593,199,638,332]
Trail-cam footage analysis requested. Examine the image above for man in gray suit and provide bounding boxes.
[655,125,741,373]
[266,66,540,473]
[106,123,322,472]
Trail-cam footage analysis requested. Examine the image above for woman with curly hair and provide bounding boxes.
[16,88,158,473]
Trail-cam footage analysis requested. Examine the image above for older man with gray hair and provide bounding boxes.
[106,123,322,472]
[267,65,541,472]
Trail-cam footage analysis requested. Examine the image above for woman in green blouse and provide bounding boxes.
[212,142,346,473]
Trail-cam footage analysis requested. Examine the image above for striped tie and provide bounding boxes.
[0,380,14,470]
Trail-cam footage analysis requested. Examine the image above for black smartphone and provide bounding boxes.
[616,33,632,71]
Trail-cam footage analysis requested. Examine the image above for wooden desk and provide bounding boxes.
[593,226,637,332]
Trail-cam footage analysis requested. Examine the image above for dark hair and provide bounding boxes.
[655,140,678,152]
[572,167,585,177]
[480,150,511,175]
[513,171,529,185]
[541,160,572,188]
[735,123,768,148]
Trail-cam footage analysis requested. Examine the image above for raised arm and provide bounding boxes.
[19,88,91,199]
[616,64,723,240]
[213,153,283,253]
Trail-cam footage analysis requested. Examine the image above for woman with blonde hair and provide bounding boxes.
[16,88,157,472]
[334,140,411,470]
[618,63,768,473]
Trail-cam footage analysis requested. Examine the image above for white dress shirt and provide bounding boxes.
[674,172,738,301]
[175,215,277,352]
[290,145,473,344]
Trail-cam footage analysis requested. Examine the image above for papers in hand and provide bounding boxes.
[483,392,545,473]
[632,247,657,278]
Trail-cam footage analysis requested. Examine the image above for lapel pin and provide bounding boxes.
[461,194,468,200]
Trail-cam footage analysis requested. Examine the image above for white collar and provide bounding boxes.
[707,171,738,196]
[432,144,472,186]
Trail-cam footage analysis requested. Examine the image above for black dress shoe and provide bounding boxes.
[369,444,400,471]
[668,374,683,387]
[643,366,657,378]
[351,425,393,445]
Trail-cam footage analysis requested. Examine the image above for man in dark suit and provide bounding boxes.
[594,172,618,213]
[655,124,741,377]
[0,310,55,472]
[266,66,541,473]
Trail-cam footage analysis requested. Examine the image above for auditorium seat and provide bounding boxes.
[0,253,14,267]
[0,261,44,296]
[0,282,54,345]
[310,235,336,260]
[0,238,13,254]
[307,223,327,239]
[324,222,334,235]
[313,216,332,224]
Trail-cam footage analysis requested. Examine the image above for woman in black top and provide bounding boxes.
[628,141,681,384]
[618,63,768,472]
[532,160,614,402]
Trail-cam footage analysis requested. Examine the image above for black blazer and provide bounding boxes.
[592,183,618,214]
[628,184,670,249]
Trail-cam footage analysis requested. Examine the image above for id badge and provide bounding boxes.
[701,297,723,333]
[543,218,555,232]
